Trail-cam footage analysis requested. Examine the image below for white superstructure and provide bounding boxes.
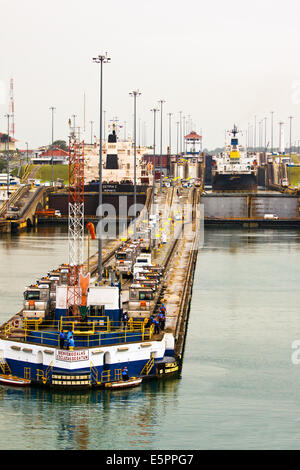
[212,125,258,190]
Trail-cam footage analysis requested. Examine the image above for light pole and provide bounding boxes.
[158,99,165,192]
[130,90,141,240]
[183,115,186,153]
[151,108,159,210]
[179,111,183,154]
[50,107,55,186]
[168,112,173,155]
[264,117,267,152]
[5,114,11,206]
[25,142,29,164]
[289,116,294,183]
[143,121,146,147]
[93,53,111,281]
[270,111,274,154]
[247,123,250,149]
[254,115,257,151]
[150,107,159,248]
[90,120,94,145]
[72,114,77,130]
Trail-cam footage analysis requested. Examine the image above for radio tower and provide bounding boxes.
[9,78,15,138]
[67,126,85,316]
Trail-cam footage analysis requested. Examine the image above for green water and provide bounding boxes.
[0,226,300,450]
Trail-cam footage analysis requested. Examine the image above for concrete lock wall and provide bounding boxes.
[251,196,299,218]
[203,195,299,219]
[203,196,248,218]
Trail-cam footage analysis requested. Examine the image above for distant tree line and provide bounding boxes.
[52,140,68,152]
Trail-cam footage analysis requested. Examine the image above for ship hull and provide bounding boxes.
[0,336,177,390]
[212,173,257,191]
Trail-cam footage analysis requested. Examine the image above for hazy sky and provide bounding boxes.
[1,0,300,151]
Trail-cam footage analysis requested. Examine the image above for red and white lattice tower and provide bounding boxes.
[67,131,85,315]
[9,78,15,138]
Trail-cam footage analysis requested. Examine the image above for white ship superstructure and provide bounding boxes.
[84,123,153,185]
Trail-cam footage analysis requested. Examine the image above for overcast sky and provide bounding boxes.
[1,0,300,151]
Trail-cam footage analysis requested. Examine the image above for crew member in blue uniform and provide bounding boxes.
[122,366,129,381]
[59,330,65,349]
[66,329,74,350]
[157,312,166,331]
[68,336,75,350]
[153,317,160,335]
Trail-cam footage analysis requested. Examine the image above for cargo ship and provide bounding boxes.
[212,125,258,191]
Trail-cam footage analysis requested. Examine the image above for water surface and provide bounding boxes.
[0,226,299,450]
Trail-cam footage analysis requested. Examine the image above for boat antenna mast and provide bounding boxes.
[231,124,239,137]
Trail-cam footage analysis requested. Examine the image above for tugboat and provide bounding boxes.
[212,125,258,191]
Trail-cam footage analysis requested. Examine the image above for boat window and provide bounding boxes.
[139,291,153,301]
[25,291,40,300]
[89,305,105,316]
[130,290,137,299]
[40,290,49,300]
[116,253,126,260]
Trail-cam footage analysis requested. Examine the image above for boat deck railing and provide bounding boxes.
[4,315,154,349]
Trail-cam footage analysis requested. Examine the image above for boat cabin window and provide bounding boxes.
[89,305,105,316]
[39,289,49,300]
[24,290,41,300]
[139,290,153,301]
[116,253,127,260]
[136,258,148,264]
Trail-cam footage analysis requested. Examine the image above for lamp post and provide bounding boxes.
[254,115,257,151]
[5,114,11,206]
[270,111,274,154]
[93,53,111,281]
[289,116,294,183]
[158,99,165,192]
[168,112,173,155]
[264,117,267,153]
[72,114,77,130]
[50,107,55,186]
[183,115,186,153]
[90,120,94,145]
[25,142,29,164]
[130,90,141,240]
[151,108,159,208]
[179,111,183,154]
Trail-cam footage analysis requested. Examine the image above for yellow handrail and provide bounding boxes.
[44,361,53,384]
[90,362,98,383]
[101,370,111,383]
[140,354,155,376]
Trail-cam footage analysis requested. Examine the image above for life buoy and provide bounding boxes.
[12,319,19,329]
